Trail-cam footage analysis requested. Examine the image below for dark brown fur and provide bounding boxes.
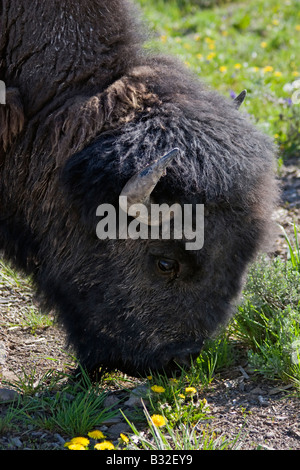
[0,1,279,377]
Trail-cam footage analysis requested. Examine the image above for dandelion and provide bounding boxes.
[219,66,227,73]
[147,375,152,380]
[196,53,203,59]
[169,377,178,384]
[88,430,106,440]
[160,35,167,43]
[183,43,191,50]
[120,433,129,443]
[272,19,279,26]
[251,66,260,73]
[66,444,86,450]
[208,43,216,50]
[292,71,299,77]
[64,437,90,449]
[151,385,165,393]
[94,441,115,450]
[205,37,214,44]
[295,25,300,31]
[274,133,279,139]
[221,30,228,36]
[151,414,167,427]
[206,52,216,60]
[178,393,186,399]
[234,63,242,69]
[274,71,282,77]
[262,65,274,73]
[185,386,197,395]
[260,41,267,48]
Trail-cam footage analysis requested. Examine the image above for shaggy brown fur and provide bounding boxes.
[0,0,279,377]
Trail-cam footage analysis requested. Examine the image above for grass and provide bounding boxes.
[137,0,300,160]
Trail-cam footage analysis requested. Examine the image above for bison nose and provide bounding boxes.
[164,341,203,372]
[172,353,198,368]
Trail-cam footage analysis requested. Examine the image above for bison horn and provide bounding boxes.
[234,89,247,108]
[119,148,179,224]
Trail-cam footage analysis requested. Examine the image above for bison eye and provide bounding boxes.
[157,258,179,275]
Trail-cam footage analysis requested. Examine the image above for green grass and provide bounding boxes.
[137,0,300,159]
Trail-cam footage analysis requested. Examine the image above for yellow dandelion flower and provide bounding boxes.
[151,414,167,427]
[183,43,191,50]
[272,19,279,26]
[66,444,86,450]
[185,386,197,395]
[88,430,106,440]
[262,65,273,73]
[206,52,216,60]
[274,133,279,139]
[169,377,178,383]
[94,441,115,450]
[295,25,300,31]
[194,34,201,41]
[251,66,260,73]
[120,434,128,442]
[260,41,267,48]
[160,35,167,43]
[234,63,242,69]
[205,37,214,43]
[147,375,152,380]
[64,437,90,448]
[208,43,216,50]
[196,53,203,59]
[179,393,186,399]
[151,385,166,393]
[273,71,282,77]
[292,71,299,77]
[219,66,227,73]
[184,61,190,67]
[120,433,129,443]
[221,30,228,36]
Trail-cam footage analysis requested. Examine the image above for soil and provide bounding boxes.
[0,157,299,451]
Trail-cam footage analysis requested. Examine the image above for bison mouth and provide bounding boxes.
[84,339,204,380]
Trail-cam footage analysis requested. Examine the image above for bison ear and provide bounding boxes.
[233,89,247,109]
[0,87,24,153]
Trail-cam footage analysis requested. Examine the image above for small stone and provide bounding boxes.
[101,416,123,426]
[10,437,22,448]
[103,393,120,409]
[107,422,131,440]
[0,388,19,403]
[124,384,149,407]
[258,395,269,406]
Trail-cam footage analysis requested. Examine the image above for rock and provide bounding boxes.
[10,437,22,448]
[107,422,131,440]
[124,384,149,407]
[0,387,19,403]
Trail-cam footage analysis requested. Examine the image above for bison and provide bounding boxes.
[0,0,278,378]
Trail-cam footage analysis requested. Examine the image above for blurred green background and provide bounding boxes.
[137,0,300,162]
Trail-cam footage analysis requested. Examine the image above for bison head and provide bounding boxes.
[55,81,277,378]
